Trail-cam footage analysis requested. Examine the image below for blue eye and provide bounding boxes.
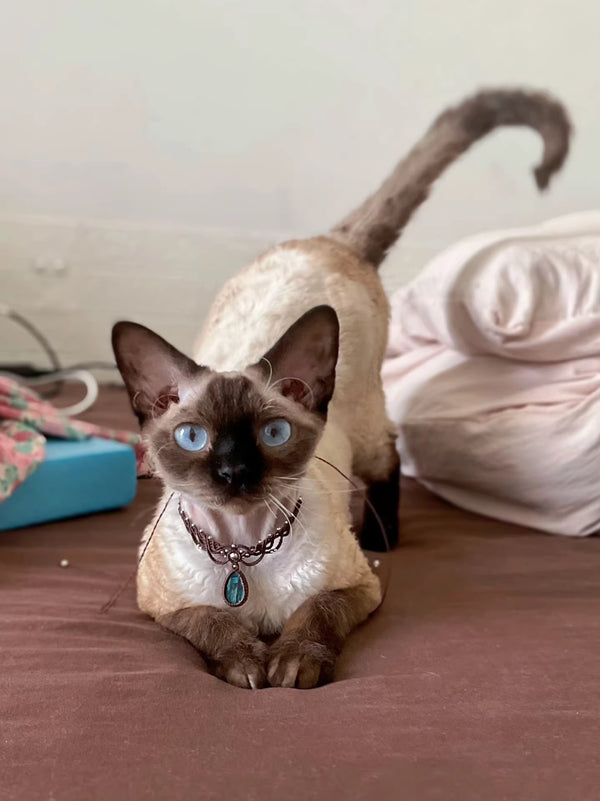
[260,419,291,447]
[174,424,208,452]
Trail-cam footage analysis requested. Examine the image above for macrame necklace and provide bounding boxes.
[178,496,303,608]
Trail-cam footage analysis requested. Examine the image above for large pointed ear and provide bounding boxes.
[256,305,339,416]
[111,321,203,425]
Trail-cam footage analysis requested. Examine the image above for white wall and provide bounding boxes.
[1,0,598,366]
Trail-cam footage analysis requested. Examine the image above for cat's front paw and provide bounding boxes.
[267,636,337,689]
[212,638,268,689]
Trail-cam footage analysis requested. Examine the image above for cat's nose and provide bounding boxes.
[215,462,251,490]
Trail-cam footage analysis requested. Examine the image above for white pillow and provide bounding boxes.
[384,212,600,536]
[392,211,600,361]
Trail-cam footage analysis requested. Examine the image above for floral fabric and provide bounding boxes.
[0,377,147,502]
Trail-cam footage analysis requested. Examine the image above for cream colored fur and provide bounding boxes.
[136,87,571,634]
[137,237,392,629]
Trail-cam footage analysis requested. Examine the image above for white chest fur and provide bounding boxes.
[137,423,381,635]
[136,242,387,632]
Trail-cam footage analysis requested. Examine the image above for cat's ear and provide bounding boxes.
[112,321,203,425]
[256,305,339,416]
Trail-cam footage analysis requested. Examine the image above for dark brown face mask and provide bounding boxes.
[111,305,339,510]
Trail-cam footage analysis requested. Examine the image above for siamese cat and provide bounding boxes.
[113,89,570,689]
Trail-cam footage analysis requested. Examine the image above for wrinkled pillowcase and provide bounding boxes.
[383,212,600,536]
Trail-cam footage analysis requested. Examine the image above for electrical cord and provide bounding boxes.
[0,368,100,415]
[1,306,62,374]
[67,361,118,371]
[0,303,117,415]
[0,305,111,413]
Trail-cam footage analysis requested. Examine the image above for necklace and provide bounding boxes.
[177,496,303,608]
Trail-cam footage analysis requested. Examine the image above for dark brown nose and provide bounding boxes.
[215,461,252,490]
[211,429,265,494]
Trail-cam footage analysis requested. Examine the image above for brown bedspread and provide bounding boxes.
[2,387,599,800]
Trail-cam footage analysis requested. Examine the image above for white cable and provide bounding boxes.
[0,369,99,416]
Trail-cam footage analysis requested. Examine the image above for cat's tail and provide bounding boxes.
[329,88,571,267]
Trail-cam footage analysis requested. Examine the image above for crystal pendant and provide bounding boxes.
[224,569,248,607]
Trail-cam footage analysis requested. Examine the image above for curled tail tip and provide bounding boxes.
[533,110,572,190]
[534,144,570,191]
[531,90,572,191]
[460,87,572,187]
[331,86,572,266]
[534,165,556,191]
[534,167,551,191]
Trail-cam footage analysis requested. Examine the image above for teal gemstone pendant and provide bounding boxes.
[224,569,248,607]
[178,496,302,612]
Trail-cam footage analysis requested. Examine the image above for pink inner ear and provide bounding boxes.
[143,386,179,418]
[277,378,314,408]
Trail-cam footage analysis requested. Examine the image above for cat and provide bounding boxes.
[112,89,570,689]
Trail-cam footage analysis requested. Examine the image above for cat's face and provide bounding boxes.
[112,306,339,512]
[143,370,325,512]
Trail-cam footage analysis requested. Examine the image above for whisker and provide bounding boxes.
[263,497,279,523]
[314,455,390,554]
[270,376,315,407]
[290,487,356,495]
[271,475,317,482]
[260,357,274,389]
[268,492,307,537]
[268,492,291,524]
[151,441,172,461]
[272,473,350,487]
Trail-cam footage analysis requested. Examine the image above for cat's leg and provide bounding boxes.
[157,606,268,689]
[357,437,400,552]
[337,379,401,551]
[351,399,401,552]
[267,584,379,689]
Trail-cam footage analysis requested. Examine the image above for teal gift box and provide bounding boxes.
[0,437,137,531]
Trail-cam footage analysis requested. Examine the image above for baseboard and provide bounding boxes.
[0,213,438,367]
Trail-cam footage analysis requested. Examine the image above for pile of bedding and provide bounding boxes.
[383,212,600,536]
